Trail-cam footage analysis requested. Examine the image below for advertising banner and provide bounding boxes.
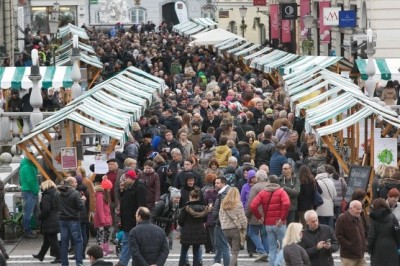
[323,7,341,26]
[270,4,280,39]
[281,20,291,43]
[253,0,267,6]
[300,0,310,39]
[319,1,331,44]
[339,10,357,28]
[281,3,297,20]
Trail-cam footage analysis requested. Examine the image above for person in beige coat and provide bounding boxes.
[219,187,248,266]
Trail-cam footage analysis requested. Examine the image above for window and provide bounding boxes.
[130,7,146,24]
[228,21,237,35]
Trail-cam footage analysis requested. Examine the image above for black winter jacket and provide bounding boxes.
[76,183,90,223]
[119,180,147,232]
[129,220,169,266]
[178,201,209,245]
[255,139,275,167]
[57,185,83,221]
[39,187,60,234]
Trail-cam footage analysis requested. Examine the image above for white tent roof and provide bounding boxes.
[189,28,244,46]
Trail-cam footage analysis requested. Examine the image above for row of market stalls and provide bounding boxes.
[16,66,166,181]
[172,20,400,204]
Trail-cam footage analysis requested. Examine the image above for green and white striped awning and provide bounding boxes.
[0,66,73,89]
[58,23,89,40]
[356,58,400,81]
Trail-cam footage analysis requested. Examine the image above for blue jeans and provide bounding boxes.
[265,225,286,265]
[179,244,200,266]
[60,220,83,266]
[318,216,334,229]
[248,224,269,254]
[275,249,284,266]
[214,225,230,266]
[22,191,38,234]
[118,231,131,266]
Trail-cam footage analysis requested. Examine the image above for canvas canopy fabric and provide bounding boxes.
[0,66,73,89]
[58,23,89,40]
[18,66,163,145]
[356,58,400,81]
[189,28,244,47]
[56,51,103,69]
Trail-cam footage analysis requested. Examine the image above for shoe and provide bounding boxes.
[248,252,254,258]
[50,258,61,264]
[254,253,268,262]
[103,243,114,256]
[70,255,76,260]
[24,233,37,239]
[110,239,118,245]
[32,254,43,262]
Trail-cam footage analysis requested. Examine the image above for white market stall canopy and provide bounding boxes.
[0,66,73,89]
[56,50,103,69]
[356,58,400,81]
[173,18,217,36]
[58,23,89,40]
[189,28,244,47]
[18,66,164,146]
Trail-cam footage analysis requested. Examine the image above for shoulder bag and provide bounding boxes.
[313,181,324,209]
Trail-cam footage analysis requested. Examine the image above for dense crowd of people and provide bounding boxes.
[3,21,400,266]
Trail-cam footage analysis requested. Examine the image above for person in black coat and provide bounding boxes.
[33,180,61,263]
[299,210,339,266]
[86,245,113,266]
[116,170,147,266]
[178,189,210,266]
[158,130,184,161]
[368,198,400,266]
[130,207,169,266]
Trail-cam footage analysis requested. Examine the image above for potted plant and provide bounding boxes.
[302,39,314,55]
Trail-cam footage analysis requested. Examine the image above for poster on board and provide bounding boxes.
[61,147,77,169]
[374,137,397,169]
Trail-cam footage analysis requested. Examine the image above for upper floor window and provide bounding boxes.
[130,7,146,24]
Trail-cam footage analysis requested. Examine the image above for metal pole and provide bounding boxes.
[241,18,245,37]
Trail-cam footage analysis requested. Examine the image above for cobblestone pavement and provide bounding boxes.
[4,233,370,265]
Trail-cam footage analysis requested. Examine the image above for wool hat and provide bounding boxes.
[265,108,273,114]
[125,170,137,180]
[170,187,181,198]
[246,170,256,180]
[75,175,83,185]
[388,188,400,197]
[101,179,113,190]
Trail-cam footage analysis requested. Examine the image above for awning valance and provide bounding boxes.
[58,23,89,40]
[0,66,73,89]
[356,58,400,81]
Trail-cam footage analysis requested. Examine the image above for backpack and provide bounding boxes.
[277,128,292,144]
[224,172,236,187]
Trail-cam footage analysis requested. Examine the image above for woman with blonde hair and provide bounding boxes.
[177,129,194,160]
[219,187,248,266]
[282,223,310,266]
[32,179,61,263]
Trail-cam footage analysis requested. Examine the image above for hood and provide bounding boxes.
[20,157,34,167]
[224,165,236,174]
[246,170,256,181]
[94,184,104,192]
[185,201,210,218]
[370,208,392,221]
[379,177,400,187]
[315,172,329,180]
[76,183,87,192]
[215,145,229,155]
[264,183,281,192]
[58,185,75,196]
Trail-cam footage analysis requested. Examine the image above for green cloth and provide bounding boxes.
[19,157,39,195]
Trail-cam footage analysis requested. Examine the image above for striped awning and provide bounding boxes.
[356,58,400,81]
[0,66,73,89]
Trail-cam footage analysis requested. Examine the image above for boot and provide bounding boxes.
[103,243,113,256]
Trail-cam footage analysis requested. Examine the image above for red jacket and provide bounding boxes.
[94,186,112,228]
[250,184,290,225]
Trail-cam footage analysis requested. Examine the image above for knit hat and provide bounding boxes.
[246,170,256,180]
[265,108,273,114]
[125,170,137,180]
[75,175,83,185]
[101,179,113,190]
[170,187,181,198]
[388,188,400,197]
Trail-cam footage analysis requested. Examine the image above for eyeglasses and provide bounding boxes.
[282,168,290,170]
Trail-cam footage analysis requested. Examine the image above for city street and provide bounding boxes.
[4,233,370,265]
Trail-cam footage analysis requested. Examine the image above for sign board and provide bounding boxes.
[51,140,67,171]
[94,154,109,174]
[61,147,77,170]
[344,166,372,202]
[219,11,229,18]
[175,1,189,24]
[339,10,357,28]
[374,137,397,169]
[253,0,267,6]
[323,7,341,26]
[281,3,297,20]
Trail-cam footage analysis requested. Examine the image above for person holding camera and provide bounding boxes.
[300,210,339,266]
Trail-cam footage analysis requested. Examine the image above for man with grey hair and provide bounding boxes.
[300,210,339,266]
[166,148,183,188]
[245,170,270,262]
[315,165,336,228]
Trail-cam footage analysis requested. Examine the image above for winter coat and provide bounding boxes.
[158,138,184,161]
[315,173,337,217]
[19,157,39,194]
[94,185,112,228]
[368,208,399,266]
[297,181,319,212]
[240,183,252,208]
[279,175,301,211]
[130,220,169,266]
[250,183,290,225]
[203,186,218,226]
[223,165,238,187]
[57,185,83,221]
[269,151,288,176]
[151,193,180,235]
[212,185,231,225]
[39,187,60,234]
[245,181,268,225]
[82,177,96,213]
[214,145,232,168]
[381,87,397,106]
[76,183,90,223]
[255,139,275,167]
[275,126,291,144]
[178,201,209,245]
[179,183,202,208]
[199,147,216,170]
[300,224,339,266]
[379,177,400,199]
[188,131,204,155]
[249,140,259,161]
[219,202,248,230]
[138,170,160,210]
[175,170,202,190]
[180,140,194,160]
[330,176,347,207]
[283,243,311,266]
[123,141,139,159]
[119,180,147,232]
[92,259,113,266]
[335,211,367,259]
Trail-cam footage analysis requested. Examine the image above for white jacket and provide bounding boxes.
[315,173,337,217]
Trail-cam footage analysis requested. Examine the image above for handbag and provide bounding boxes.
[340,178,348,213]
[225,211,246,247]
[312,182,324,208]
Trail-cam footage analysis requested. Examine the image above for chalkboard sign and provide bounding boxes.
[344,166,372,202]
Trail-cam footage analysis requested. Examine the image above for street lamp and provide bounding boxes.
[302,14,316,55]
[239,5,247,38]
[364,28,376,98]
[48,1,60,66]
